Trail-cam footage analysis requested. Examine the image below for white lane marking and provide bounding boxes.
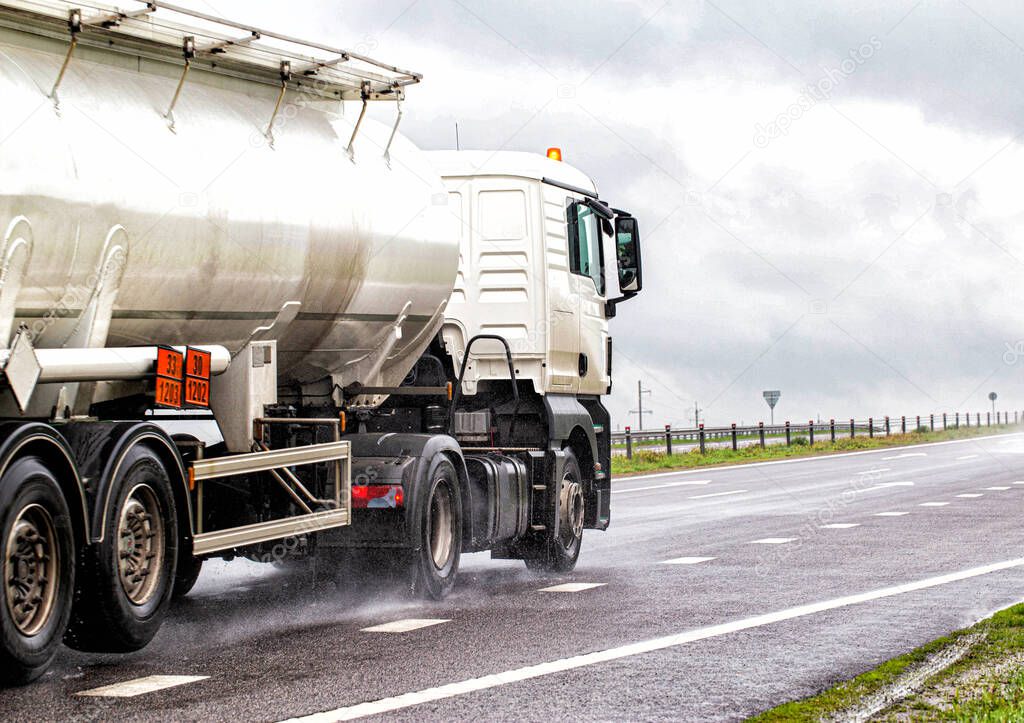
[985,486,1011,491]
[859,468,892,475]
[611,480,711,495]
[282,558,1024,723]
[688,489,747,500]
[956,493,984,498]
[616,432,1023,482]
[859,481,914,493]
[361,619,449,633]
[77,675,209,698]
[661,556,716,565]
[919,502,950,507]
[539,583,606,593]
[882,453,928,460]
[1014,481,1024,485]
[819,523,860,529]
[749,537,797,545]
[957,455,979,460]
[875,511,909,516]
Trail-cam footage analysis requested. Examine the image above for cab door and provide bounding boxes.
[566,201,610,396]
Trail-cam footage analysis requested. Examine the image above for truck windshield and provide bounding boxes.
[570,203,605,296]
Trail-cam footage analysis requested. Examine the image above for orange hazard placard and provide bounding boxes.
[186,347,211,380]
[156,347,184,379]
[154,376,183,408]
[184,377,210,407]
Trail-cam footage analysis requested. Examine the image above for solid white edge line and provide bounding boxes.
[688,489,747,500]
[280,558,1024,723]
[611,480,712,495]
[615,432,1023,482]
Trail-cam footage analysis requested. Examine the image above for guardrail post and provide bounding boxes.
[965,412,970,428]
[997,411,1002,425]
[731,423,737,451]
[901,415,906,434]
[625,426,632,459]
[850,418,855,438]
[699,423,706,454]
[884,416,890,436]
[942,413,946,430]
[976,412,981,427]
[916,415,921,431]
[785,421,791,445]
[987,412,991,426]
[665,424,672,456]
[955,412,959,429]
[758,422,765,448]
[929,414,934,431]
[1016,411,1020,425]
[830,418,836,442]
[868,417,874,438]
[808,420,814,445]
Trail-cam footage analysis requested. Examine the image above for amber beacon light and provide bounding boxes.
[547,147,563,161]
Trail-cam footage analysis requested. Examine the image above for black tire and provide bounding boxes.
[172,555,202,599]
[65,444,178,653]
[0,457,76,686]
[408,457,461,600]
[525,449,584,573]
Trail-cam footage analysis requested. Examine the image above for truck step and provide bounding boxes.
[532,484,546,491]
[529,524,546,532]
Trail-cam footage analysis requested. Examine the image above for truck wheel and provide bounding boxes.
[525,450,584,573]
[172,556,202,599]
[409,457,461,600]
[65,445,177,653]
[0,456,75,686]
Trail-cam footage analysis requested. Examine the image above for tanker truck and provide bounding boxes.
[0,0,643,684]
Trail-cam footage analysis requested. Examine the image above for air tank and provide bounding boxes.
[0,11,457,408]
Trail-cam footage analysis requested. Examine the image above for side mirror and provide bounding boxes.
[615,216,642,293]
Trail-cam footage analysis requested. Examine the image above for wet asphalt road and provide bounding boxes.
[4,431,1024,721]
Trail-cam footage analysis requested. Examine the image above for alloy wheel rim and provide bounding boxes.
[428,481,454,570]
[117,484,165,606]
[559,475,584,549]
[4,504,59,636]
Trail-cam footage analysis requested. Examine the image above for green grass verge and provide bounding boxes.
[750,603,1024,721]
[611,424,1020,476]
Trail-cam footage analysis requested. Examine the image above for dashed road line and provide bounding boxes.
[281,558,1024,723]
[957,455,979,461]
[688,489,747,500]
[1014,481,1024,485]
[875,511,909,516]
[985,486,1011,491]
[612,480,712,495]
[819,523,860,529]
[661,556,716,565]
[882,453,927,460]
[860,468,892,475]
[859,481,914,493]
[749,538,797,545]
[919,502,949,507]
[539,582,606,593]
[361,619,450,633]
[956,493,983,498]
[77,675,209,698]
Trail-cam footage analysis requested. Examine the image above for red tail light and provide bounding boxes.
[351,484,404,509]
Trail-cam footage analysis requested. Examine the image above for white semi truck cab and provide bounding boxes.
[0,0,643,685]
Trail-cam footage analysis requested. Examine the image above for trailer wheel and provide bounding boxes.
[0,456,75,686]
[525,450,584,573]
[409,457,461,600]
[65,445,177,653]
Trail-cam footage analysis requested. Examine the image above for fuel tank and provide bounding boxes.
[0,12,456,406]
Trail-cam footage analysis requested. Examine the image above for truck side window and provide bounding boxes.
[567,201,605,296]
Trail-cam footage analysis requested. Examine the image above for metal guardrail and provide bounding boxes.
[611,411,1024,458]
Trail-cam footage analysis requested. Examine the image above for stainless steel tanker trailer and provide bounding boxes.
[0,0,644,684]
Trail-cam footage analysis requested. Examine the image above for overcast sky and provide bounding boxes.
[186,0,1024,429]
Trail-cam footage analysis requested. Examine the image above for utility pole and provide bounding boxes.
[630,379,652,430]
[693,401,703,428]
